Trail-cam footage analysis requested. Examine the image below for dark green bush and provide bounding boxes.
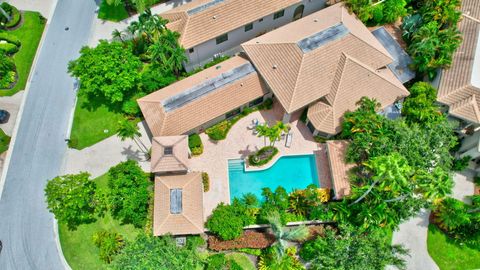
[188,133,203,155]
[474,176,480,185]
[202,172,210,192]
[0,32,21,46]
[0,42,19,54]
[206,120,231,141]
[248,146,278,167]
[206,254,227,270]
[258,98,273,110]
[0,3,21,29]
[140,66,176,94]
[452,156,471,172]
[206,201,255,240]
[92,230,125,263]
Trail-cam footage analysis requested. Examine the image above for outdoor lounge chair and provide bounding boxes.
[285,132,292,148]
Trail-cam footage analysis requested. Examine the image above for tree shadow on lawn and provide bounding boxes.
[79,93,123,113]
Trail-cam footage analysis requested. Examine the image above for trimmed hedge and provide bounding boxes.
[188,133,203,156]
[0,3,21,29]
[0,42,19,54]
[0,32,21,46]
[248,146,278,167]
[202,172,210,192]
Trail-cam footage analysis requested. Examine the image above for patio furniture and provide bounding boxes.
[285,132,292,148]
[248,118,260,130]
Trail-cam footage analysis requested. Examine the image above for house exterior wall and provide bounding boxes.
[184,0,327,71]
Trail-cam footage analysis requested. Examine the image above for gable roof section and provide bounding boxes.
[242,3,394,113]
[151,135,189,173]
[161,0,304,49]
[154,173,204,236]
[325,140,354,200]
[307,54,409,135]
[138,56,268,136]
[438,0,480,123]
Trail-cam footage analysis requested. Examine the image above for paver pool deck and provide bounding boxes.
[189,102,320,218]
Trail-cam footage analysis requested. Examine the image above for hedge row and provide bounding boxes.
[0,3,21,29]
[0,43,19,54]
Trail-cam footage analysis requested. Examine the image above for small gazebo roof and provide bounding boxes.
[151,135,190,173]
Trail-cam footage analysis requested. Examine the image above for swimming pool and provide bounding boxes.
[228,154,319,201]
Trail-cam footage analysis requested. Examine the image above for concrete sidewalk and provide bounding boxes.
[63,121,151,178]
[89,0,192,45]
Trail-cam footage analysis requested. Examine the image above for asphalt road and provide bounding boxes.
[0,0,96,269]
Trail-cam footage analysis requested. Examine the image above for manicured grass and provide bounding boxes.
[0,128,11,154]
[98,0,129,22]
[59,174,142,270]
[226,253,256,270]
[427,224,480,270]
[0,11,45,96]
[68,95,125,150]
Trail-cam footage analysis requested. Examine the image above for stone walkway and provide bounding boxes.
[88,0,192,46]
[62,121,151,178]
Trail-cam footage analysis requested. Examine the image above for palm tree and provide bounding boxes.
[256,123,271,146]
[435,198,470,231]
[111,29,125,43]
[167,43,187,77]
[116,119,150,158]
[130,0,146,13]
[266,211,309,259]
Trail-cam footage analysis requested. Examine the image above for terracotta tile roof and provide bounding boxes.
[161,0,304,49]
[307,54,409,135]
[325,140,354,199]
[154,173,204,236]
[138,56,268,136]
[438,0,480,123]
[242,3,396,113]
[151,135,190,173]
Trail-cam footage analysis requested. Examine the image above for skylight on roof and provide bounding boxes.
[187,0,225,16]
[297,23,349,53]
[170,189,182,214]
[162,63,256,112]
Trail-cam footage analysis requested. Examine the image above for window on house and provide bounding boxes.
[189,48,194,53]
[216,33,228,45]
[259,18,264,22]
[164,147,173,155]
[273,10,285,20]
[245,23,253,32]
[249,97,264,107]
[226,108,241,119]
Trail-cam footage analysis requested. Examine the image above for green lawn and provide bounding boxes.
[0,128,11,154]
[427,224,480,270]
[59,174,142,270]
[68,95,125,150]
[0,11,45,96]
[98,0,129,22]
[226,253,256,270]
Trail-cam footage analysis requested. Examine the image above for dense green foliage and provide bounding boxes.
[258,246,304,270]
[255,121,290,147]
[0,2,21,29]
[0,11,45,96]
[0,50,15,88]
[300,225,407,270]
[45,172,97,229]
[0,128,10,153]
[92,230,125,263]
[98,0,129,22]
[68,40,142,106]
[248,146,279,166]
[339,95,456,231]
[188,133,203,156]
[107,160,151,228]
[344,0,407,25]
[206,201,255,240]
[403,0,462,79]
[111,234,204,269]
[402,82,442,124]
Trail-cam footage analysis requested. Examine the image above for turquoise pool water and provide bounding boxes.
[228,155,319,201]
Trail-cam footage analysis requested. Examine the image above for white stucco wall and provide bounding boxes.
[184,0,327,71]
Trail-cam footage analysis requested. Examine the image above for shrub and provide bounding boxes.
[0,32,21,46]
[206,203,249,240]
[0,42,19,54]
[452,156,471,172]
[206,120,231,141]
[248,146,278,167]
[0,3,21,29]
[204,55,230,69]
[474,176,480,186]
[206,253,227,270]
[187,235,206,250]
[140,65,177,93]
[188,133,203,155]
[344,0,407,26]
[202,172,210,192]
[258,98,273,110]
[92,230,125,263]
[237,248,262,256]
[208,231,275,251]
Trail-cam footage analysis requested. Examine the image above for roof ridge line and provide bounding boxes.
[348,32,393,63]
[326,53,349,106]
[471,95,480,122]
[287,50,308,112]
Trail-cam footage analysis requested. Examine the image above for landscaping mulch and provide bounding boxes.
[208,230,275,251]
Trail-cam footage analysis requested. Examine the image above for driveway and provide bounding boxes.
[391,209,439,270]
[0,0,96,269]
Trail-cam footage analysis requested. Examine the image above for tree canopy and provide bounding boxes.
[107,160,151,228]
[44,172,97,229]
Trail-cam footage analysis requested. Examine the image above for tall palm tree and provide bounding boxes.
[256,123,270,146]
[111,29,125,43]
[266,211,309,259]
[116,119,150,158]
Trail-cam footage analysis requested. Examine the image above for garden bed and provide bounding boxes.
[248,146,278,167]
[208,230,275,251]
[0,2,21,29]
